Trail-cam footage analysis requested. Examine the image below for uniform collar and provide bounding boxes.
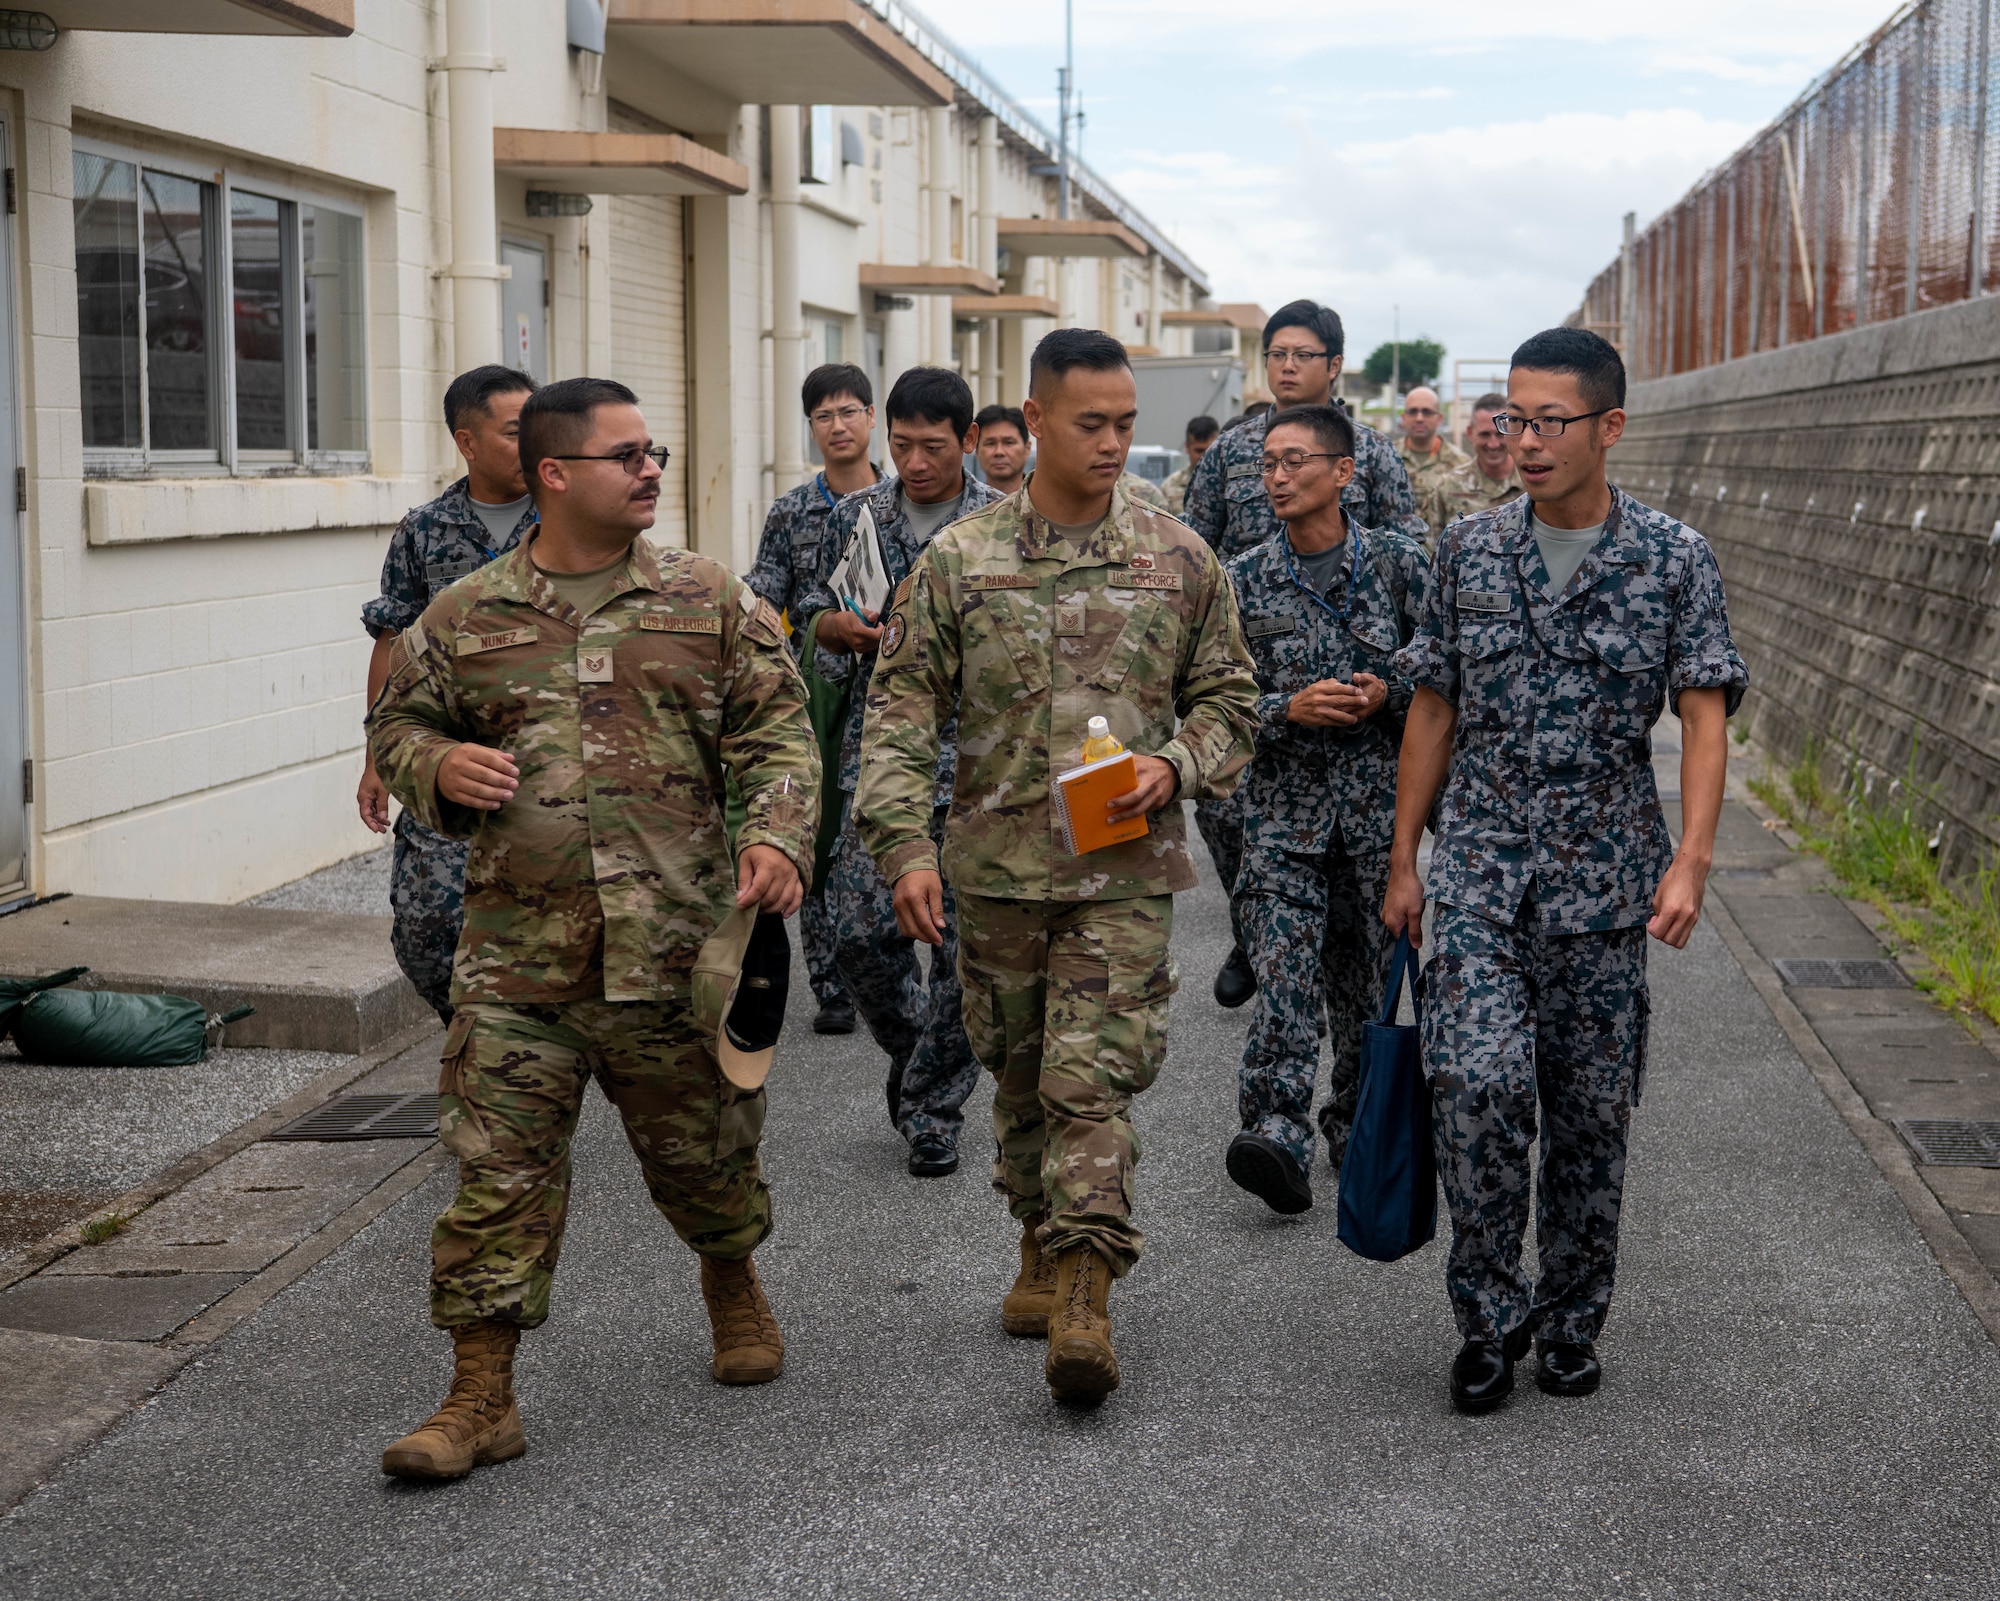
[433,476,484,529]
[1012,473,1135,567]
[1511,484,1648,606]
[492,531,664,626]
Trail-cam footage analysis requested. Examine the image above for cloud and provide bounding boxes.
[1107,107,1759,370]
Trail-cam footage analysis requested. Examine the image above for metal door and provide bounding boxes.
[500,237,547,380]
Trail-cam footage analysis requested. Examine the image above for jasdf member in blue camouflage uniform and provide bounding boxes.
[1182,300,1426,1010]
[359,365,538,1023]
[1220,404,1428,1216]
[746,363,883,1035]
[1384,329,1746,1416]
[795,366,1001,1178]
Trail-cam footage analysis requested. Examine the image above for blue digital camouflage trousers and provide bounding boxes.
[1422,899,1649,1348]
[827,797,979,1148]
[1194,794,1245,952]
[391,813,467,1025]
[1236,837,1394,1172]
[799,891,849,1010]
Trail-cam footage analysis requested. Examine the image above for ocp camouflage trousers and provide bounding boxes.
[1422,900,1648,1347]
[430,994,771,1330]
[1236,837,1394,1170]
[391,814,467,1025]
[827,798,978,1147]
[956,891,1175,1277]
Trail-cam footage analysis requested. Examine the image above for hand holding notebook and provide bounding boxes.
[1053,751,1151,855]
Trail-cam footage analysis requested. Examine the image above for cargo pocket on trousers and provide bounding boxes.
[1102,951,1176,1098]
[714,1080,767,1164]
[436,1010,494,1162]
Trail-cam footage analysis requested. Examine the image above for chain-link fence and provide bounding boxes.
[1573,0,2000,380]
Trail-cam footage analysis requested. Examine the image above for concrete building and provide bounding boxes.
[0,0,1208,909]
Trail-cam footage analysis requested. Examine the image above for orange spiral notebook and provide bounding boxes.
[1052,752,1150,855]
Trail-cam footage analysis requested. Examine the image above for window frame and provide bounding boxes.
[74,135,369,480]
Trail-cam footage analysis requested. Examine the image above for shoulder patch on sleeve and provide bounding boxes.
[406,619,430,658]
[875,574,927,673]
[741,593,785,647]
[738,585,759,617]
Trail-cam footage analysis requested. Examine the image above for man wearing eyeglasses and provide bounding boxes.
[795,367,1001,1181]
[1182,299,1426,1014]
[1383,329,1746,1416]
[747,363,882,1039]
[1221,404,1428,1215]
[1420,392,1525,548]
[1397,386,1468,522]
[369,378,820,1478]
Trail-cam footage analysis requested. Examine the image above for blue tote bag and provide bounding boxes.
[1336,933,1438,1262]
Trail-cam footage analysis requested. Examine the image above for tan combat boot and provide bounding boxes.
[381,1319,526,1480]
[1044,1244,1120,1402]
[700,1253,785,1384]
[1000,1216,1057,1337]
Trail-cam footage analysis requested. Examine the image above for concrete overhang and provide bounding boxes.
[1161,309,1232,327]
[44,0,352,32]
[863,264,999,296]
[952,294,1059,319]
[607,1,952,109]
[494,129,749,197]
[996,218,1147,260]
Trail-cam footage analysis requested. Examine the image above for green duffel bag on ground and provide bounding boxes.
[12,987,254,1067]
[0,966,89,1032]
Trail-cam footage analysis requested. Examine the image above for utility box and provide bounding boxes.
[1130,355,1243,450]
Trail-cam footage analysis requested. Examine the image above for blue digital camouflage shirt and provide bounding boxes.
[1393,487,1748,935]
[745,469,882,629]
[1226,522,1430,860]
[1183,411,1427,559]
[362,477,537,639]
[794,472,1002,798]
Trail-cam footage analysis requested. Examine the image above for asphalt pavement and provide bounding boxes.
[4,838,2000,1597]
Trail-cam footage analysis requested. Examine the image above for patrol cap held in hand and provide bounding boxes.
[692,905,791,1089]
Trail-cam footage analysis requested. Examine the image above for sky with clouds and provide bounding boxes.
[917,0,1898,381]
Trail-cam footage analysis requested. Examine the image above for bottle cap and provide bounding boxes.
[1087,716,1110,738]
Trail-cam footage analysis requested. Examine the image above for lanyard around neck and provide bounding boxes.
[1281,529,1361,625]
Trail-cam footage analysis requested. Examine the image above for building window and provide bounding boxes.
[74,144,366,473]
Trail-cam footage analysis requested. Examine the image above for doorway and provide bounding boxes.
[500,237,548,381]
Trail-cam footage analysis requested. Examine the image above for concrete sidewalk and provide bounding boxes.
[3,822,1998,1597]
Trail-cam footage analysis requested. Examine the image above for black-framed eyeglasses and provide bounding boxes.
[1493,409,1610,438]
[1264,347,1330,369]
[1260,450,1347,476]
[554,445,671,475]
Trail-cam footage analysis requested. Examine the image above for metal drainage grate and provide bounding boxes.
[266,1093,439,1142]
[1771,957,1910,989]
[1895,1119,2000,1168]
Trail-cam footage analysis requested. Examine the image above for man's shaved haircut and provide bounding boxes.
[1029,326,1131,398]
[444,364,537,434]
[518,376,640,494]
[1510,327,1625,414]
[1265,403,1354,461]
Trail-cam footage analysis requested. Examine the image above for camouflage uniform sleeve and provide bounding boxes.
[1161,542,1260,801]
[1356,430,1429,543]
[792,498,855,686]
[720,578,822,881]
[1391,525,1460,706]
[1382,532,1433,721]
[1667,534,1749,716]
[1181,439,1229,550]
[855,552,957,882]
[361,509,430,639]
[744,495,796,610]
[365,617,480,837]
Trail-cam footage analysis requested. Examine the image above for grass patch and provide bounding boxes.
[79,1212,129,1245]
[1750,735,2000,1028]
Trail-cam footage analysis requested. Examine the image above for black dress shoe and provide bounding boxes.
[812,1002,856,1035]
[906,1137,959,1178]
[1535,1339,1602,1397]
[1224,1132,1312,1214]
[1451,1325,1533,1415]
[1213,945,1257,1009]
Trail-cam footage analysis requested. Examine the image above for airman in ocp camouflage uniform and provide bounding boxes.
[363,478,537,1022]
[1421,458,1526,550]
[1181,405,1426,1004]
[1392,482,1745,1403]
[795,469,1002,1170]
[1224,516,1427,1206]
[856,411,1258,1403]
[1119,470,1169,512]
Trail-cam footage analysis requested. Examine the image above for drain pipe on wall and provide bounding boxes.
[445,0,504,368]
[978,114,1000,405]
[929,105,956,372]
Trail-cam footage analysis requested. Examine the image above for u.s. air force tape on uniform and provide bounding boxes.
[1107,570,1181,591]
[639,614,722,633]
